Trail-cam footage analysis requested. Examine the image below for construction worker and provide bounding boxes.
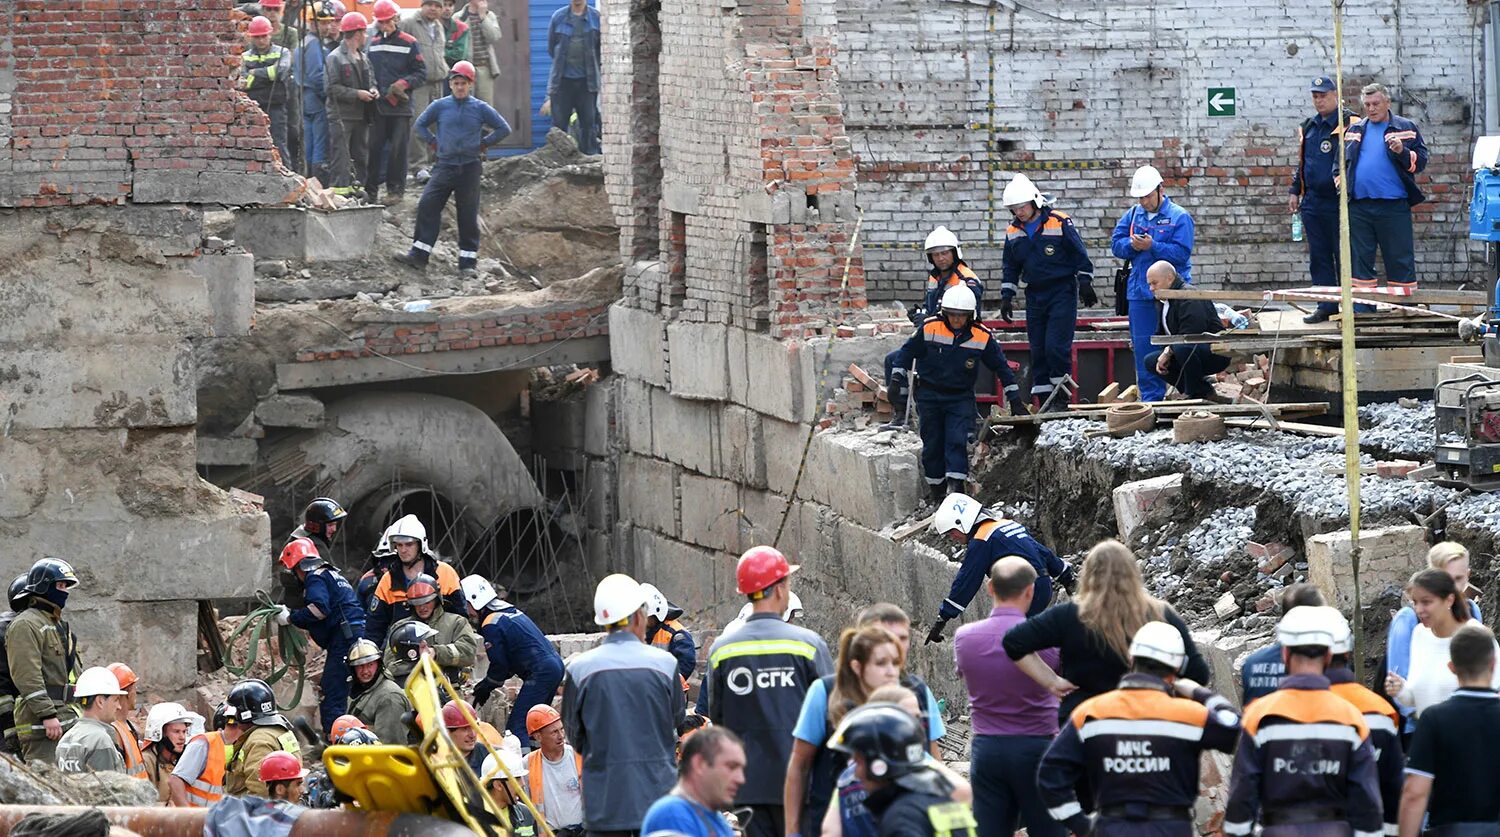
[482,749,539,836]
[926,493,1074,641]
[275,537,365,735]
[237,16,294,166]
[8,557,81,765]
[288,496,348,554]
[106,663,148,782]
[365,514,466,648]
[347,637,414,745]
[393,59,511,279]
[260,750,308,805]
[707,546,833,837]
[1292,76,1352,324]
[1223,606,1383,837]
[141,702,201,803]
[325,11,379,198]
[1036,622,1241,837]
[562,573,686,835]
[170,703,243,807]
[442,698,488,774]
[829,703,978,836]
[224,678,302,798]
[0,574,29,755]
[55,667,129,775]
[885,285,1026,505]
[1324,609,1403,836]
[1110,164,1195,403]
[999,173,1096,407]
[461,574,564,743]
[641,582,697,683]
[383,574,478,683]
[366,0,427,204]
[524,704,585,835]
[296,0,345,182]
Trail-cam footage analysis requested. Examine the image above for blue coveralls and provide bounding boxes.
[887,317,1019,486]
[886,264,985,421]
[938,516,1074,621]
[296,34,334,175]
[289,565,366,735]
[1110,197,1195,402]
[1292,111,1345,315]
[1341,114,1428,299]
[1001,208,1094,401]
[408,95,512,270]
[475,605,565,742]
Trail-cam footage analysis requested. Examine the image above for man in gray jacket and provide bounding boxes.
[454,0,502,107]
[400,0,451,180]
[562,573,685,836]
[324,12,379,198]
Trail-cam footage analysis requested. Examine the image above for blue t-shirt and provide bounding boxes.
[642,794,735,837]
[1353,120,1405,200]
[1239,642,1284,705]
[791,678,947,745]
[834,763,879,837]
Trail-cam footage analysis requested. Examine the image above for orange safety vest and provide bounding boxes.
[374,561,463,605]
[112,719,148,781]
[525,748,583,807]
[182,731,228,807]
[649,619,686,650]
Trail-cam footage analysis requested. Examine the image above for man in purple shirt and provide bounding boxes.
[954,555,1065,837]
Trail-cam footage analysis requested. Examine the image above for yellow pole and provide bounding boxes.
[1331,0,1365,679]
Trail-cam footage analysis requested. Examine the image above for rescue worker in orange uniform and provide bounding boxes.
[168,702,245,808]
[107,662,147,782]
[641,583,697,683]
[1325,608,1404,836]
[365,514,465,648]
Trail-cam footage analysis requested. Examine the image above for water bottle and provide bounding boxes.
[1291,215,1304,242]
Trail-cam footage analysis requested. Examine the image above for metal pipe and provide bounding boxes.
[0,806,478,837]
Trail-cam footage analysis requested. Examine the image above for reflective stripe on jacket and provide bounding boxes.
[183,731,228,807]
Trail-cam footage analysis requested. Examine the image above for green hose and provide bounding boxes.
[223,590,310,712]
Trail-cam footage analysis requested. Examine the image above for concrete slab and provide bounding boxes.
[629,527,735,625]
[531,395,586,471]
[67,599,202,691]
[186,253,255,338]
[133,169,301,206]
[1191,626,1260,708]
[796,430,923,530]
[678,473,739,553]
[0,340,196,430]
[649,387,718,475]
[275,335,610,389]
[667,320,731,401]
[803,333,906,405]
[1113,474,1184,544]
[609,303,668,388]
[618,454,679,537]
[583,381,614,457]
[231,206,384,263]
[617,379,656,457]
[1306,524,1426,611]
[729,330,812,423]
[196,437,260,467]
[721,405,766,488]
[583,457,615,532]
[255,393,325,429]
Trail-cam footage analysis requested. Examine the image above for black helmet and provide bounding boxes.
[226,678,280,726]
[303,498,348,538]
[390,621,438,663]
[212,703,232,731]
[8,574,30,611]
[828,703,927,781]
[24,557,79,597]
[336,727,380,746]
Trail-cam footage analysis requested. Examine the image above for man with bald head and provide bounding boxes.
[954,556,1064,837]
[1142,260,1231,399]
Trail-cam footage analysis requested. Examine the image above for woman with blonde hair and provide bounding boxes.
[1002,539,1209,720]
[1386,542,1481,726]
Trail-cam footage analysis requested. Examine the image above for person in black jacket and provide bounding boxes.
[1140,260,1230,399]
[829,703,977,837]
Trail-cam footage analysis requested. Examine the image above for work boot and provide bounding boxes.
[947,478,966,496]
[391,252,427,272]
[878,419,907,432]
[457,268,479,281]
[1302,309,1332,324]
[928,482,946,507]
[415,167,432,184]
[366,187,379,204]
[386,191,405,206]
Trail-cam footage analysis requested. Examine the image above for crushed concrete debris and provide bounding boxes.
[0,755,158,807]
[1357,400,1436,460]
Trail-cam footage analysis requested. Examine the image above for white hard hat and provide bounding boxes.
[640,583,670,621]
[923,226,960,253]
[386,514,429,550]
[931,493,983,537]
[1276,605,1339,649]
[1002,173,1042,208]
[460,574,506,612]
[786,591,803,621]
[1129,165,1164,198]
[481,748,528,784]
[939,284,977,314]
[74,666,127,699]
[1325,607,1355,656]
[1128,622,1187,672]
[594,573,647,626]
[144,702,203,743]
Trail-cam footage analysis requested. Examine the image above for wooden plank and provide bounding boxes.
[890,514,936,541]
[1224,417,1344,437]
[1452,354,1484,364]
[1069,398,1212,411]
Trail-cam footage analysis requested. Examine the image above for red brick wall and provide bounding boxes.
[294,303,612,362]
[4,0,281,206]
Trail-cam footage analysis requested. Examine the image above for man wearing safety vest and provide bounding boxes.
[107,662,148,782]
[461,574,564,742]
[642,583,697,684]
[365,514,466,648]
[524,704,585,836]
[1324,608,1404,837]
[8,557,82,765]
[223,678,301,798]
[169,703,246,807]
[1037,622,1241,837]
[237,16,294,166]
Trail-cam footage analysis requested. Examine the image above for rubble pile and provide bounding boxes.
[0,756,157,807]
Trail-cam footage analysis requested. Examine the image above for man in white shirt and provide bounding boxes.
[524,704,584,835]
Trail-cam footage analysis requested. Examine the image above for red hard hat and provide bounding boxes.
[259,0,284,8]
[442,700,476,729]
[372,0,400,21]
[107,663,138,691]
[278,537,321,571]
[246,15,274,36]
[448,60,476,82]
[735,546,798,595]
[338,11,368,32]
[258,751,307,783]
[329,714,365,741]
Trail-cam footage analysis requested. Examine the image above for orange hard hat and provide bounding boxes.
[278,537,323,572]
[372,0,400,21]
[258,751,307,783]
[246,15,274,36]
[441,699,476,729]
[525,704,561,737]
[448,60,476,82]
[735,545,798,595]
[338,11,368,32]
[106,663,137,691]
[329,714,366,741]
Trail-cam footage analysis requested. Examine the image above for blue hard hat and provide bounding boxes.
[1309,76,1336,93]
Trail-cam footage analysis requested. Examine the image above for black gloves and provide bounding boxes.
[925,619,951,645]
[1057,564,1078,595]
[906,303,924,326]
[1000,297,1014,323]
[1009,397,1030,417]
[1079,283,1098,308]
[472,679,496,708]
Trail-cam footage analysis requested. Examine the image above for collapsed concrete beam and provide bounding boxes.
[1306,524,1426,611]
[1113,474,1184,544]
[274,334,610,389]
[255,394,326,429]
[0,340,197,430]
[196,437,260,467]
[230,206,385,263]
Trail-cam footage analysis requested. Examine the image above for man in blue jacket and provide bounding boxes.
[460,574,564,743]
[1292,76,1353,323]
[394,60,510,279]
[1341,82,1428,307]
[295,1,344,183]
[547,0,601,154]
[275,538,365,736]
[1110,165,1194,403]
